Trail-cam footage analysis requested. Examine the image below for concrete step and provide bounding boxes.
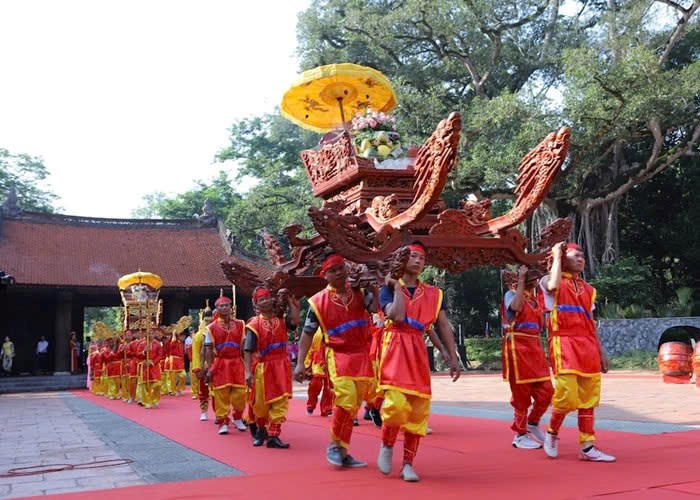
[0,375,86,394]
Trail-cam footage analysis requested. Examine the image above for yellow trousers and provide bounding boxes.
[93,376,105,396]
[105,377,121,399]
[141,380,161,408]
[251,364,289,425]
[161,371,170,395]
[212,385,247,424]
[190,370,200,398]
[168,370,186,394]
[121,376,129,401]
[381,389,430,436]
[549,373,601,443]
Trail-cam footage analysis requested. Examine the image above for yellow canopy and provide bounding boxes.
[280,63,397,133]
[117,271,163,291]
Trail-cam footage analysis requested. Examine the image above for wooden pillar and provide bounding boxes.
[53,290,72,374]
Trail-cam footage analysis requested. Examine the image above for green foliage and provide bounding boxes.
[621,304,653,319]
[132,171,241,220]
[83,307,121,340]
[0,148,58,212]
[464,338,502,366]
[607,350,658,371]
[591,256,664,311]
[596,302,625,320]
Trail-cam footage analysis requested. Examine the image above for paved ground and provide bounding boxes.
[0,392,241,499]
[1,370,699,498]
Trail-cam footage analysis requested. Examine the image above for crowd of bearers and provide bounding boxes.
[91,241,615,482]
[86,326,187,410]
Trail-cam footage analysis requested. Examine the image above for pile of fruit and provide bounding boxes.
[351,109,404,160]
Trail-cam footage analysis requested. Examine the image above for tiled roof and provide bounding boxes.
[0,212,270,288]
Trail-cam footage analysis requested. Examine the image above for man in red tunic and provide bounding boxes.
[501,266,553,449]
[164,332,186,396]
[102,338,123,400]
[378,242,461,482]
[540,242,615,462]
[244,287,299,449]
[295,253,375,468]
[305,329,334,417]
[203,296,248,435]
[137,330,163,409]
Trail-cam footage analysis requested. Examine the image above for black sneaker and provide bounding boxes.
[266,436,290,449]
[326,445,344,467]
[363,408,372,420]
[342,454,367,468]
[248,422,258,438]
[353,418,359,426]
[306,408,314,415]
[370,408,383,428]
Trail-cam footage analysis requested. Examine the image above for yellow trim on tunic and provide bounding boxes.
[551,336,599,378]
[504,332,551,384]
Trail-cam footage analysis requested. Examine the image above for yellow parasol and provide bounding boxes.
[117,271,163,291]
[280,63,397,133]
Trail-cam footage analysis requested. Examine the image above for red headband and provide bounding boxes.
[565,243,583,253]
[215,296,232,306]
[253,288,272,302]
[407,243,426,255]
[319,254,345,277]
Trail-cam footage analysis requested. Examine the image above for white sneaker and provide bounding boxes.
[233,419,247,432]
[512,434,542,449]
[426,427,433,435]
[544,432,559,458]
[377,444,393,475]
[218,424,229,435]
[527,423,546,444]
[127,399,133,404]
[200,412,208,421]
[579,446,616,462]
[400,463,420,482]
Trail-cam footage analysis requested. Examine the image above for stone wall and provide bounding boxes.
[598,317,700,356]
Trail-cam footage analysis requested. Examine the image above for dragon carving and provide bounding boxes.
[221,112,573,297]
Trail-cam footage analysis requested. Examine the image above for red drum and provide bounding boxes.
[658,341,693,384]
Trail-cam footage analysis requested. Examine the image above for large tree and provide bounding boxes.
[0,148,58,212]
[297,0,700,274]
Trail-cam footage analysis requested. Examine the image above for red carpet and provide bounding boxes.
[35,389,700,499]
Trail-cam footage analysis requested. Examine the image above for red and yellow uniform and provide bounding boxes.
[89,347,104,395]
[545,272,600,444]
[121,338,139,402]
[246,314,292,437]
[379,280,441,465]
[190,322,211,412]
[207,317,246,425]
[501,291,553,435]
[186,337,198,399]
[305,329,333,416]
[102,345,123,400]
[164,338,186,395]
[137,338,163,409]
[159,339,169,393]
[364,314,385,412]
[309,284,372,449]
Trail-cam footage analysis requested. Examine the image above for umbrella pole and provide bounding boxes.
[337,97,347,128]
[337,97,357,154]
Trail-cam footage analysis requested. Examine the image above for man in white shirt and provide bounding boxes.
[36,336,49,375]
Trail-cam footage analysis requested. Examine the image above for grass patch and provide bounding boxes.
[608,350,658,370]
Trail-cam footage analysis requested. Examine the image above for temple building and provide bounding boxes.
[0,193,272,374]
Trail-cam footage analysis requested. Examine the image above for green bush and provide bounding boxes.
[464,338,502,365]
[591,257,663,311]
[608,350,658,370]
